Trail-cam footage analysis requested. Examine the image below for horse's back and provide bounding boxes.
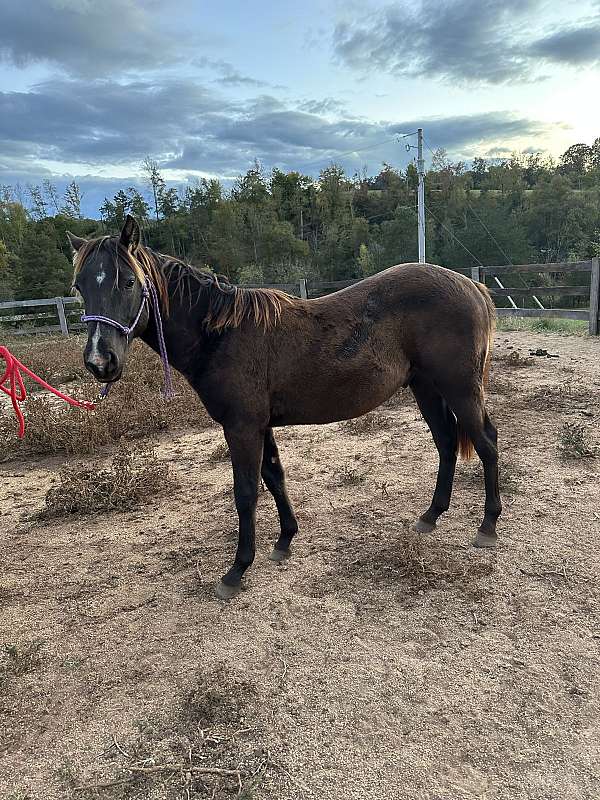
[311,262,490,337]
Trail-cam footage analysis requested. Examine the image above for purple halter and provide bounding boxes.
[81,279,174,399]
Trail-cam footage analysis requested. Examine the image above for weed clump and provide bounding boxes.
[340,412,392,435]
[496,350,534,368]
[559,422,596,459]
[44,441,173,516]
[72,665,266,798]
[336,464,366,486]
[0,641,43,690]
[208,441,230,463]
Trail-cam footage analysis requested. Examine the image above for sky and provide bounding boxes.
[1,0,599,217]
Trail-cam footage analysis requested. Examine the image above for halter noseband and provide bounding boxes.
[81,279,174,399]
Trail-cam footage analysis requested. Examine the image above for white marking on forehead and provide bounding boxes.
[96,261,106,285]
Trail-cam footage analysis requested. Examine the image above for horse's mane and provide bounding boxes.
[73,237,294,333]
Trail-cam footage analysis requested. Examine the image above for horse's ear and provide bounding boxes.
[66,231,87,252]
[120,214,140,253]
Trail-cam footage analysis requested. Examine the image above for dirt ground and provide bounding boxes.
[1,329,599,800]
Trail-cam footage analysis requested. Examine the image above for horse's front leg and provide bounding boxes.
[216,424,264,600]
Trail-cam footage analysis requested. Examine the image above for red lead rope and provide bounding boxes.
[0,345,95,439]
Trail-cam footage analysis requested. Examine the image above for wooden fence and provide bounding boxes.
[1,259,599,336]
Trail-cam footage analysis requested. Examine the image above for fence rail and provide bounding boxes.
[1,258,598,336]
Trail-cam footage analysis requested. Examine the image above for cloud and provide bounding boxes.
[0,78,224,164]
[194,56,279,89]
[1,78,561,167]
[0,0,197,76]
[333,0,600,84]
[333,0,537,84]
[528,20,600,65]
[299,97,347,115]
[0,74,566,215]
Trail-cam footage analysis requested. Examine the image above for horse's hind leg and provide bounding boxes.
[449,393,501,547]
[261,428,298,562]
[410,374,458,533]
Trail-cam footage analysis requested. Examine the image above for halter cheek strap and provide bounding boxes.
[81,280,174,399]
[81,283,150,336]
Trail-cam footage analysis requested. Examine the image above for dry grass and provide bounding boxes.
[494,350,534,368]
[559,421,597,459]
[72,664,267,799]
[43,441,174,516]
[1,335,88,386]
[332,530,495,598]
[457,455,523,493]
[0,338,213,459]
[335,463,366,486]
[340,412,392,435]
[382,388,412,409]
[1,641,43,677]
[0,641,43,692]
[208,441,230,462]
[527,381,599,412]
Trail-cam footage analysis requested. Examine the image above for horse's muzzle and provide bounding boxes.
[84,350,121,383]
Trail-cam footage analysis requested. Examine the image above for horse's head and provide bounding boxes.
[68,215,150,384]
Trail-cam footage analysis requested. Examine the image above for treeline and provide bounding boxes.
[1,141,600,302]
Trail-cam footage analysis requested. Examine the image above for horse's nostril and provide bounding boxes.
[106,350,117,370]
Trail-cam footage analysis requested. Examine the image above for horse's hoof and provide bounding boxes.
[411,518,436,534]
[473,531,498,548]
[269,548,291,562]
[215,580,241,600]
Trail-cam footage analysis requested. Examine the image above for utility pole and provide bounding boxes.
[417,128,426,263]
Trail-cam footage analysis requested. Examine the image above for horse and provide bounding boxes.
[68,215,501,600]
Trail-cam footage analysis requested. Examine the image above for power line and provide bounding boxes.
[422,134,530,308]
[272,131,418,175]
[424,203,483,266]
[465,201,514,266]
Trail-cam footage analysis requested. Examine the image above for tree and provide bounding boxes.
[471,158,488,189]
[0,239,14,299]
[43,179,61,214]
[100,198,116,227]
[142,156,166,222]
[62,180,83,218]
[126,187,150,221]
[27,185,48,221]
[232,163,269,206]
[16,222,72,299]
[159,187,179,219]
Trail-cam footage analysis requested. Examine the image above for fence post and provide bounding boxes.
[471,266,481,282]
[299,278,308,299]
[55,297,69,335]
[589,257,600,336]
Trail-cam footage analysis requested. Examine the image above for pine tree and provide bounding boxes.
[16,222,72,300]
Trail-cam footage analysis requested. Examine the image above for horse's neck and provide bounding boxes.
[140,273,209,377]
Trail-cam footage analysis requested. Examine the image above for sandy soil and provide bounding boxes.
[1,329,599,800]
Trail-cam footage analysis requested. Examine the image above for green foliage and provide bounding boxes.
[2,140,600,301]
[15,221,72,299]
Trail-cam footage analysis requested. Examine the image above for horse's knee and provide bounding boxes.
[234,483,259,512]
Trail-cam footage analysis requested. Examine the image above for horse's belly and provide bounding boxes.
[270,360,408,426]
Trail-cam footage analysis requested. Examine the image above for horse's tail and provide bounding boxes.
[457,281,496,462]
[475,280,496,390]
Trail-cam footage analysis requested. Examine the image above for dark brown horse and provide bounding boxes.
[68,216,501,599]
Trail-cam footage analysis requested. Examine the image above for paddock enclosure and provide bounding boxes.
[0,326,599,799]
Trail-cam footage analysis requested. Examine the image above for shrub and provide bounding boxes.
[43,441,174,516]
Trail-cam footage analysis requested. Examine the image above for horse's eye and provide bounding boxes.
[126,277,135,289]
